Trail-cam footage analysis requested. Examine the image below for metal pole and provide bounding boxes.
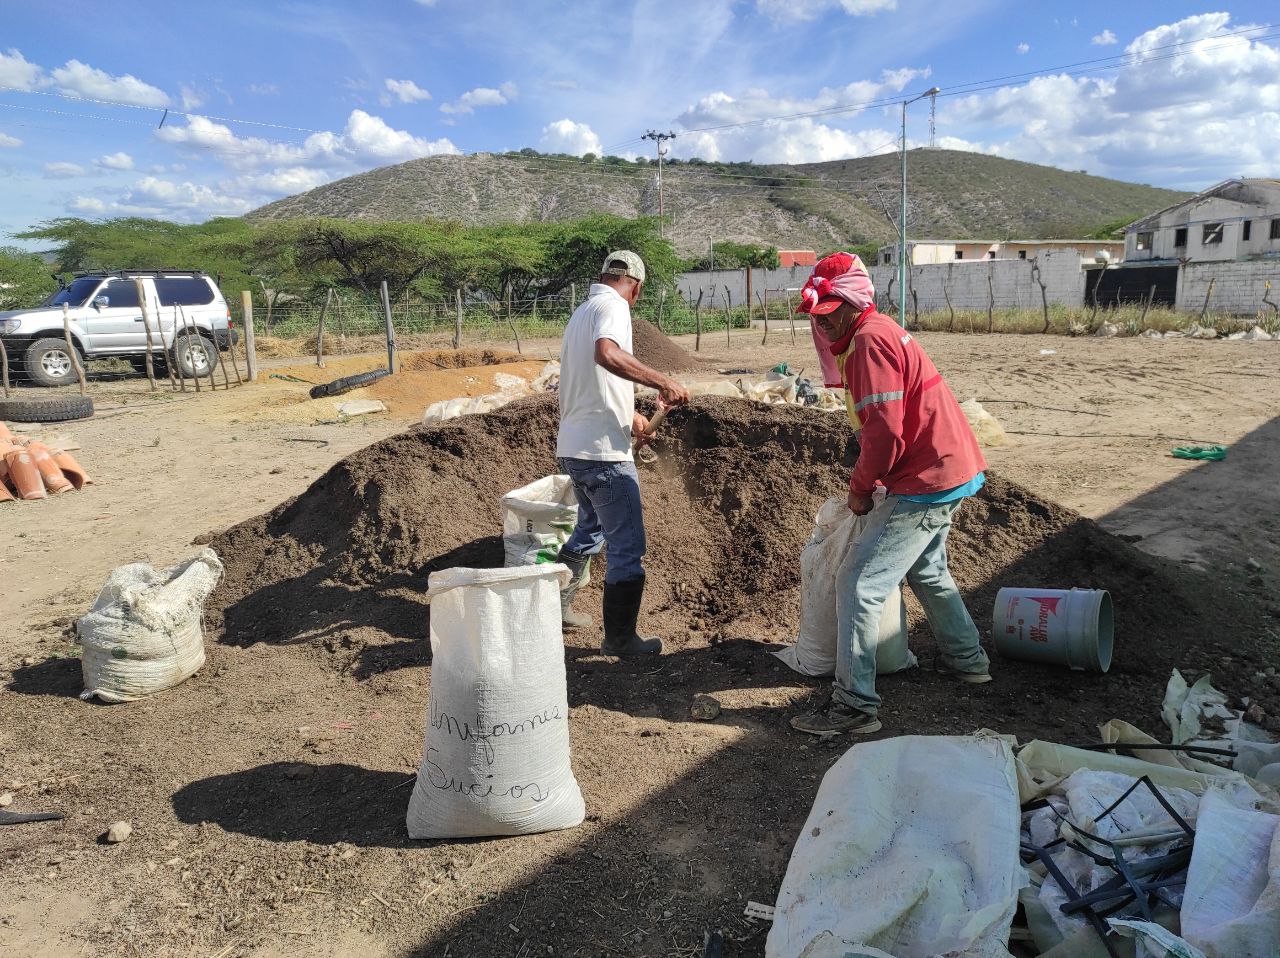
[898,100,908,327]
[381,280,396,374]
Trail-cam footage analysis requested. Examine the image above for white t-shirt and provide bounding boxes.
[557,283,635,461]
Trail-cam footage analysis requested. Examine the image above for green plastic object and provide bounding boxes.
[1171,445,1227,461]
[772,362,791,375]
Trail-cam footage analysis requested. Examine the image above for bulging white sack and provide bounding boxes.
[406,565,585,839]
[773,496,915,677]
[767,735,1024,958]
[501,475,578,567]
[77,548,223,703]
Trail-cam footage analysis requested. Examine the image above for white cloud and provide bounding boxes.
[158,109,458,170]
[757,0,896,22]
[180,84,205,110]
[44,161,87,178]
[440,81,517,115]
[669,67,929,162]
[539,118,603,156]
[549,80,578,90]
[50,59,169,107]
[0,131,21,148]
[945,13,1280,187]
[70,176,253,220]
[1092,29,1118,46]
[96,151,134,171]
[1016,42,1030,55]
[383,78,432,104]
[0,49,43,91]
[226,167,334,195]
[248,82,279,95]
[413,0,438,5]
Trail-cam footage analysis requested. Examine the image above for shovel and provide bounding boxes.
[635,402,670,464]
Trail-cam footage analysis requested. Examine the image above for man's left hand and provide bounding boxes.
[633,412,652,448]
[848,490,873,515]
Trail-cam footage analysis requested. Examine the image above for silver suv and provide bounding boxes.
[0,270,237,387]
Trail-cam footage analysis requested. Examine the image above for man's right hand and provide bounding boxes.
[659,378,691,406]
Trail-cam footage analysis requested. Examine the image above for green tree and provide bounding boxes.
[685,240,780,271]
[0,247,58,309]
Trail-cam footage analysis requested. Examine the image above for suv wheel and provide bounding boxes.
[25,338,84,388]
[172,332,217,380]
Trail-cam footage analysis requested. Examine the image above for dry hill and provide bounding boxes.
[248,149,1187,256]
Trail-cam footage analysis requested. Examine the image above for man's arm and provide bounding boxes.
[847,342,907,502]
[595,338,690,406]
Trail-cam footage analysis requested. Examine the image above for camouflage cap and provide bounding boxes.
[601,250,646,284]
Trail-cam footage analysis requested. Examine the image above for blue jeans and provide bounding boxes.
[558,458,646,584]
[833,496,989,715]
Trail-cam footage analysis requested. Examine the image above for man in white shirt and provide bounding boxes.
[556,251,690,655]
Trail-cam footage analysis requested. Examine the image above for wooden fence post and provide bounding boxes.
[693,289,704,352]
[1200,277,1216,323]
[1140,284,1157,328]
[241,290,257,382]
[0,338,9,398]
[454,288,463,350]
[1030,260,1049,334]
[786,292,796,345]
[759,289,768,346]
[60,304,87,395]
[134,278,157,391]
[316,288,332,368]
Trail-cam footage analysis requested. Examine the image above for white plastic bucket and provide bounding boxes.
[993,587,1113,673]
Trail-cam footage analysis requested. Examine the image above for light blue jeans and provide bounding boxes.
[558,457,646,584]
[833,496,989,715]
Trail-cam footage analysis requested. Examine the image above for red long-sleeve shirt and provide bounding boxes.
[832,307,986,499]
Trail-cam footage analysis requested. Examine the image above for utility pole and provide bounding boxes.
[928,90,938,149]
[899,87,941,327]
[643,130,677,238]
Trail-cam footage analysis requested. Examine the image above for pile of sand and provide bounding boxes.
[208,395,1272,734]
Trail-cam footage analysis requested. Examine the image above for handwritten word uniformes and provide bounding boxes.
[421,748,549,803]
[429,702,566,767]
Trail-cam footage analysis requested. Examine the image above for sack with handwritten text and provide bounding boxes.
[406,564,586,839]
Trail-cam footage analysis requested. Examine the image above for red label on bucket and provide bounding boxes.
[1026,596,1060,644]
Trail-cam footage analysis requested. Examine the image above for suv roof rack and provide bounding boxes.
[72,269,209,278]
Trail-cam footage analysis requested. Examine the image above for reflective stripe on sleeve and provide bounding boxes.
[854,390,904,412]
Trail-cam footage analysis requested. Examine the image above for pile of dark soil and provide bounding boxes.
[632,316,701,373]
[209,394,1275,734]
[398,348,524,371]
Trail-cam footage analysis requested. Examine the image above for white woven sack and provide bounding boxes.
[767,735,1023,958]
[77,548,223,703]
[501,475,578,567]
[773,496,915,677]
[406,564,585,839]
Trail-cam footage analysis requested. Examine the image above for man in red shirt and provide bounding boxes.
[791,253,992,735]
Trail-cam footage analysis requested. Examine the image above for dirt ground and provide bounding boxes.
[2,331,1278,958]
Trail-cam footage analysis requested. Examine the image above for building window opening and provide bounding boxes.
[1135,231,1154,251]
[1018,250,1027,259]
[954,250,964,260]
[1242,220,1252,242]
[1174,227,1188,247]
[1271,218,1280,240]
[1202,222,1224,245]
[986,251,996,259]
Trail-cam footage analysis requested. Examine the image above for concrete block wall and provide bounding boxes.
[1176,260,1280,316]
[677,250,1086,312]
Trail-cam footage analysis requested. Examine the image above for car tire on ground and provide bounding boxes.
[171,333,217,380]
[24,337,85,388]
[0,395,94,423]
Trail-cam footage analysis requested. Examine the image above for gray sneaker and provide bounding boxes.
[790,699,882,736]
[936,663,993,684]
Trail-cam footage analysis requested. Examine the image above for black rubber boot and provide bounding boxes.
[602,575,663,656]
[557,548,593,631]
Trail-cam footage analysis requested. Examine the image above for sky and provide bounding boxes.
[1,1,1278,242]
